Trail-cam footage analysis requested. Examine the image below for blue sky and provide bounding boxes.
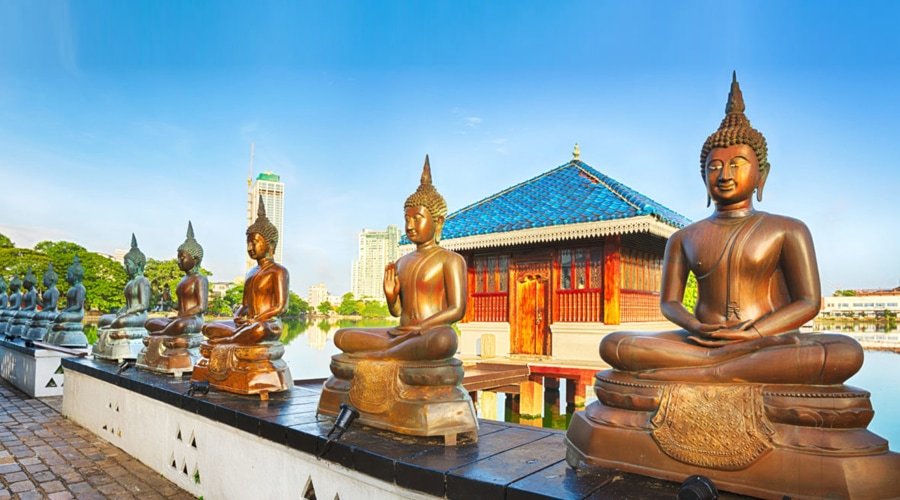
[1,1,898,297]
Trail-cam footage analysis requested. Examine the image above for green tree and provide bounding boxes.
[31,240,126,312]
[361,300,390,318]
[317,301,333,315]
[0,233,13,248]
[285,291,311,317]
[682,271,699,313]
[224,284,244,311]
[337,292,363,316]
[208,296,232,317]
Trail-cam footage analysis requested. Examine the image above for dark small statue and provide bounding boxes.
[0,276,22,336]
[93,234,151,362]
[25,264,61,341]
[137,221,208,377]
[48,255,89,347]
[8,268,39,338]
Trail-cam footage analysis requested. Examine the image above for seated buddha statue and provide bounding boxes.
[191,198,291,398]
[25,264,61,341]
[93,234,151,361]
[565,73,898,500]
[9,268,39,338]
[320,157,476,445]
[137,222,208,376]
[598,74,861,385]
[0,276,22,336]
[0,277,8,335]
[48,255,89,347]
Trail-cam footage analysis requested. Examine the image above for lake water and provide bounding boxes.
[85,319,900,450]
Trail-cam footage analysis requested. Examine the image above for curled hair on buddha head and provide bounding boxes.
[700,71,770,202]
[124,233,147,271]
[404,155,448,242]
[43,263,58,286]
[68,255,85,281]
[9,275,21,289]
[247,195,279,252]
[0,276,6,292]
[177,221,204,266]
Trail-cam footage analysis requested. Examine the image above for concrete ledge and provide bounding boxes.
[0,338,80,397]
[550,321,679,363]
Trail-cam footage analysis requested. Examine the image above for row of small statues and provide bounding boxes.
[0,258,88,347]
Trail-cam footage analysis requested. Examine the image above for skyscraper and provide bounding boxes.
[351,225,401,300]
[247,171,285,269]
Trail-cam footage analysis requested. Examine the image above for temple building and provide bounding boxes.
[438,147,690,362]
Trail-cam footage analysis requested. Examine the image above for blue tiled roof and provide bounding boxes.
[435,160,691,242]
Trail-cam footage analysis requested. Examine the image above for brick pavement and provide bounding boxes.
[0,380,194,499]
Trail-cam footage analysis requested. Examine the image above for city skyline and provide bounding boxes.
[0,2,898,297]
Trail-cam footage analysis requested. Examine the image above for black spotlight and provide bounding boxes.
[318,403,360,458]
[678,475,718,500]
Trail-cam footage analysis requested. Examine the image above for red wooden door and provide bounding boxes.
[514,273,549,355]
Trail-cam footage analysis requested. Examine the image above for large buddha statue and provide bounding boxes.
[93,234,151,362]
[319,156,477,446]
[565,73,899,499]
[0,276,22,336]
[8,268,39,338]
[25,264,61,341]
[48,255,89,348]
[137,222,208,377]
[191,199,291,399]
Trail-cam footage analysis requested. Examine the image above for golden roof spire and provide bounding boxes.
[572,143,581,161]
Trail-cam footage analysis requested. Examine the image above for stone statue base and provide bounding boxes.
[136,333,203,377]
[92,327,147,362]
[318,354,478,446]
[565,369,900,499]
[191,341,291,400]
[46,324,88,348]
[24,317,56,342]
[6,316,34,338]
[0,319,10,336]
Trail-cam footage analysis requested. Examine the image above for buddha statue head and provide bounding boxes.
[700,72,770,206]
[0,276,6,294]
[67,255,84,285]
[404,155,448,244]
[42,263,58,289]
[9,275,21,293]
[177,221,204,274]
[23,267,36,290]
[247,195,279,261]
[123,233,147,277]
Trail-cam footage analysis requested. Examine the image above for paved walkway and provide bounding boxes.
[0,380,193,499]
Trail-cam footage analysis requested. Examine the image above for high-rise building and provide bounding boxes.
[308,282,328,308]
[247,171,285,269]
[351,225,401,300]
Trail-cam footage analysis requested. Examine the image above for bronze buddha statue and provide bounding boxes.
[93,234,151,361]
[565,73,899,499]
[25,264,61,341]
[48,255,88,347]
[8,268,39,338]
[319,156,477,445]
[0,276,22,336]
[191,198,291,399]
[137,222,208,376]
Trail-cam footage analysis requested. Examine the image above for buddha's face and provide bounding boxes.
[247,232,270,260]
[177,249,197,273]
[704,144,760,206]
[66,270,75,285]
[405,206,443,245]
[43,275,54,288]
